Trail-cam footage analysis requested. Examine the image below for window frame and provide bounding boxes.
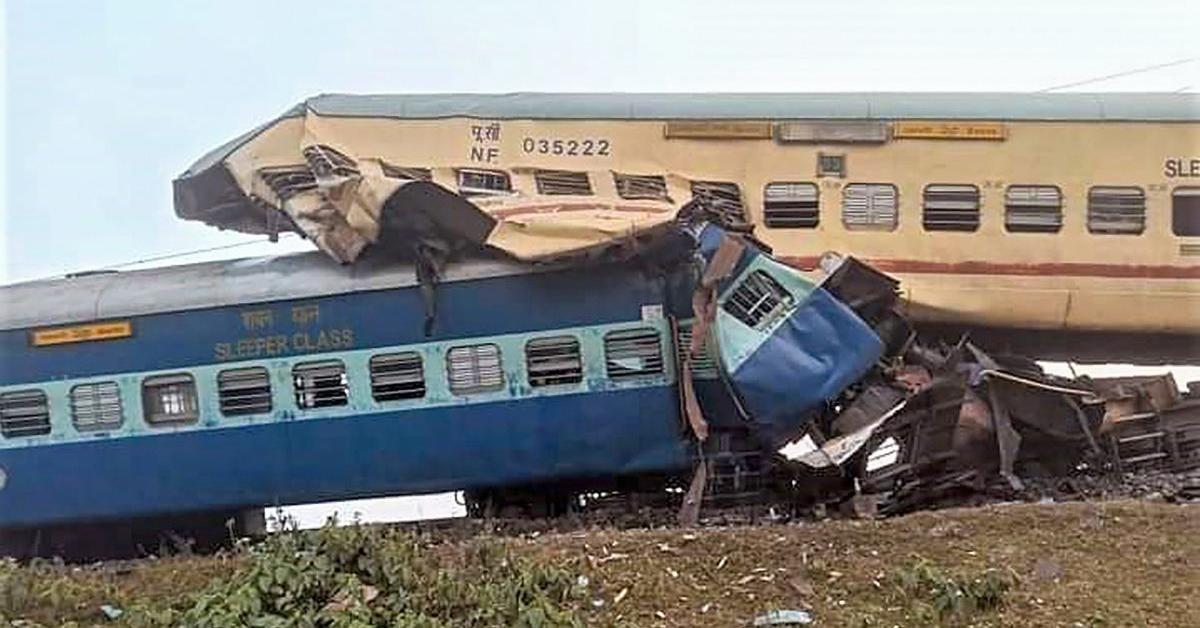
[1172,186,1200,237]
[446,343,505,395]
[369,351,427,402]
[141,373,200,426]
[841,183,899,231]
[613,172,670,201]
[0,389,52,438]
[456,168,513,197]
[603,328,665,380]
[1004,184,1063,234]
[534,170,593,196]
[763,181,820,229]
[70,381,125,432]
[922,183,981,233]
[525,335,584,388]
[1087,185,1146,235]
[292,360,350,410]
[217,366,274,417]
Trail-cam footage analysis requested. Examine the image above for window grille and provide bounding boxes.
[1087,186,1146,235]
[614,173,670,200]
[675,322,718,378]
[302,145,359,179]
[381,164,433,181]
[142,374,200,425]
[293,360,349,409]
[691,181,748,226]
[70,382,124,431]
[722,270,794,329]
[217,367,273,416]
[923,184,981,232]
[764,182,819,229]
[604,328,664,379]
[1174,187,1200,237]
[842,184,898,230]
[534,170,592,195]
[457,169,512,197]
[447,344,505,394]
[0,390,51,438]
[1005,185,1063,233]
[370,352,426,401]
[525,336,583,387]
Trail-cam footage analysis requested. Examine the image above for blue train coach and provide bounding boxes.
[0,226,886,558]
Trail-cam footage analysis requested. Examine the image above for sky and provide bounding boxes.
[2,0,1198,526]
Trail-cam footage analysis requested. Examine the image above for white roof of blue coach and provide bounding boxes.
[0,253,536,331]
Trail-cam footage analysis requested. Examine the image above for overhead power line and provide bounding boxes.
[1036,57,1197,92]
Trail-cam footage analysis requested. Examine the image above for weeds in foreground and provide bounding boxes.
[2,522,583,627]
[889,559,1018,625]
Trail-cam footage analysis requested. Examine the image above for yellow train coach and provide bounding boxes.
[176,93,1200,363]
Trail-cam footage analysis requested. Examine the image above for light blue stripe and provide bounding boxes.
[0,318,675,451]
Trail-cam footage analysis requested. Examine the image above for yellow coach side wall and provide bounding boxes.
[281,115,1200,333]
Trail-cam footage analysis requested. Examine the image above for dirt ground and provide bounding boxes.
[4,500,1197,627]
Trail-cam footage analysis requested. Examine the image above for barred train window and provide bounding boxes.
[217,367,273,416]
[0,390,51,438]
[842,183,898,231]
[447,344,504,395]
[534,170,592,195]
[1088,186,1145,235]
[923,184,980,232]
[604,328,664,379]
[723,270,794,330]
[526,336,583,387]
[674,322,718,378]
[381,164,433,181]
[763,182,819,229]
[293,360,349,409]
[71,381,124,431]
[457,169,512,197]
[1172,187,1200,237]
[1005,185,1062,233]
[614,173,669,200]
[370,352,426,402]
[691,181,748,226]
[142,374,199,426]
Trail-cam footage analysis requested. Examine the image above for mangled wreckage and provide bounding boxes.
[168,96,1200,519]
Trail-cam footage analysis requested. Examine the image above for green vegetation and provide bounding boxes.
[2,522,582,628]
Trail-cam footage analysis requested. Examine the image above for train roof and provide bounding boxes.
[289,92,1199,122]
[0,251,538,331]
[182,92,1198,176]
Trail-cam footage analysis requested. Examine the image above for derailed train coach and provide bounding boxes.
[0,214,892,559]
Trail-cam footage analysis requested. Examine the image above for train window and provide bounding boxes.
[692,181,748,226]
[923,184,980,232]
[381,164,433,181]
[526,336,583,387]
[457,168,512,197]
[1172,187,1200,236]
[217,367,273,416]
[70,382,124,431]
[447,344,505,395]
[723,269,794,330]
[614,173,670,201]
[842,183,898,231]
[604,328,664,380]
[1088,187,1146,235]
[293,360,349,409]
[534,170,593,195]
[370,352,426,401]
[1004,185,1062,233]
[142,374,199,426]
[763,182,819,229]
[675,322,718,378]
[0,390,51,438]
